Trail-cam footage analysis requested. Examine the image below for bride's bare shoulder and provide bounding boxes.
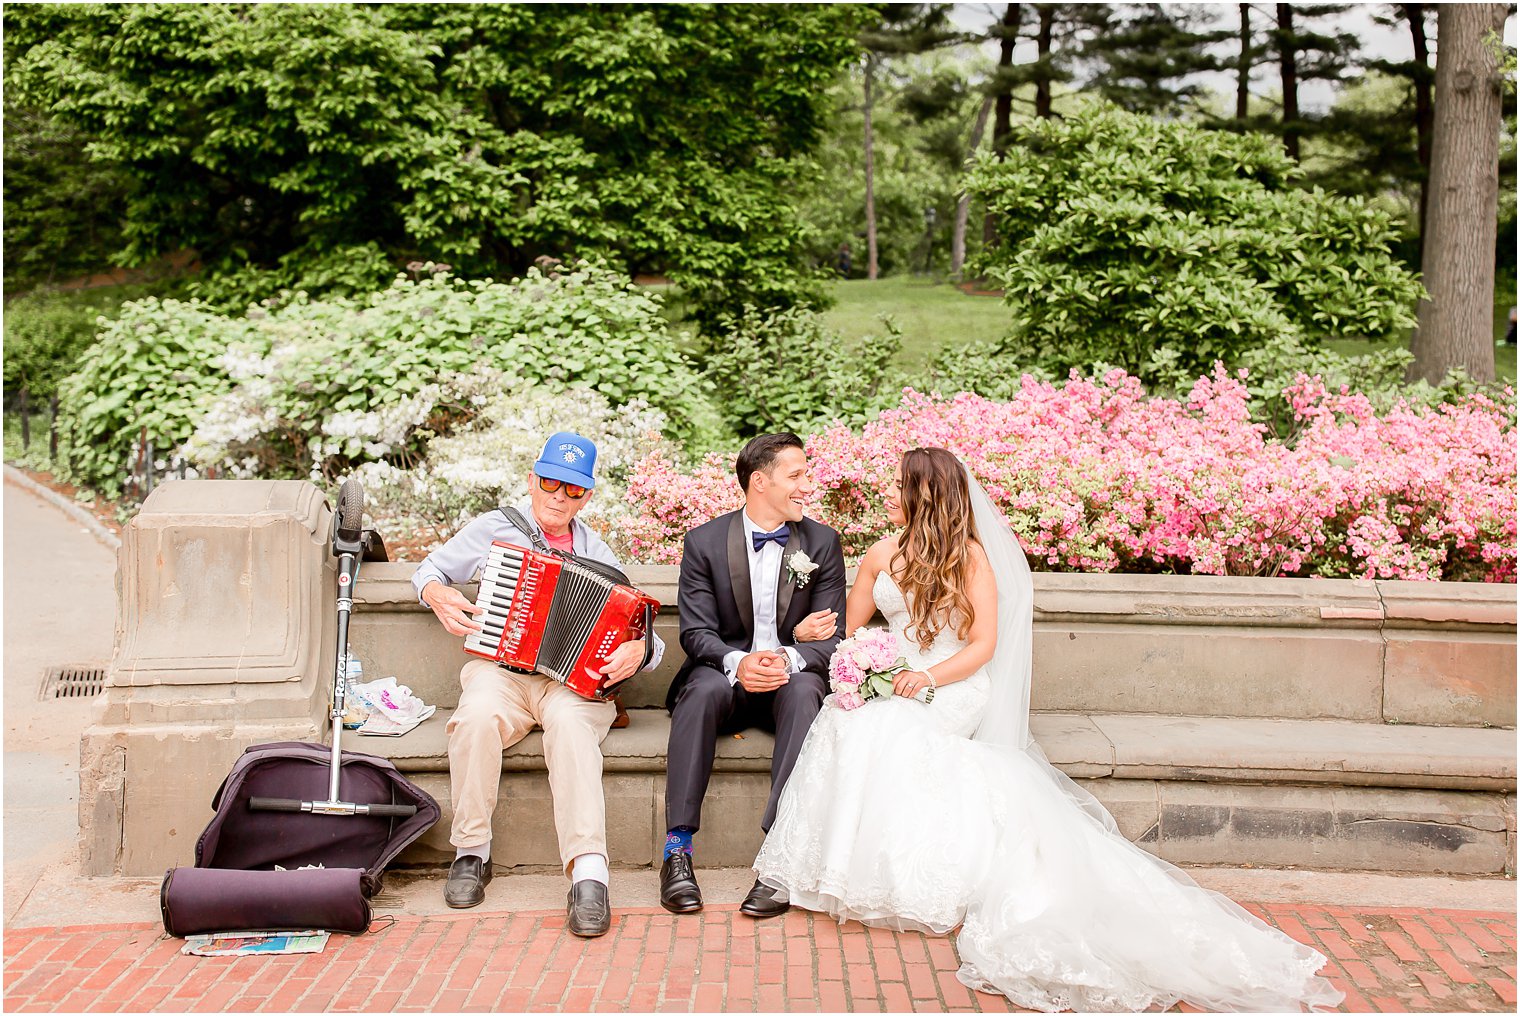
[859,535,898,573]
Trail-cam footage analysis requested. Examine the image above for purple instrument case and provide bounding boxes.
[159,740,439,937]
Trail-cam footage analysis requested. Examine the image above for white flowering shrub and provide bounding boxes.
[60,259,717,493]
[354,371,667,558]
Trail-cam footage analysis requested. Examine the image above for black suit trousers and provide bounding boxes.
[665,663,827,835]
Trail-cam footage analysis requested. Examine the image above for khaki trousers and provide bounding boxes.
[447,658,616,873]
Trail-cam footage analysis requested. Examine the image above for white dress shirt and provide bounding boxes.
[722,512,805,686]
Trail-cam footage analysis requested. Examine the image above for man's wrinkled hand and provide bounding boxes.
[422,581,483,636]
[736,651,789,693]
[599,640,646,685]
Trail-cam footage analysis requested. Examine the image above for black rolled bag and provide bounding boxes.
[160,867,371,937]
[160,741,440,937]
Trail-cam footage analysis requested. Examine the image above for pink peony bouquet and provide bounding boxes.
[827,627,921,711]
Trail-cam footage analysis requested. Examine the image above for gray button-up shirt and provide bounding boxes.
[412,498,665,672]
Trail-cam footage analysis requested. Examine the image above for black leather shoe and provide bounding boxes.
[658,851,702,913]
[739,878,789,919]
[567,880,612,937]
[444,855,492,909]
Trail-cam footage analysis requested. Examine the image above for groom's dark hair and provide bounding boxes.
[736,432,804,491]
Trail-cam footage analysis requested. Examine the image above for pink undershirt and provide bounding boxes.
[541,529,574,553]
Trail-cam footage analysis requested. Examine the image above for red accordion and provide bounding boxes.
[464,542,659,700]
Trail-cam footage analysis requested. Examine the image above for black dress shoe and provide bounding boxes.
[567,880,612,937]
[739,877,790,919]
[444,855,492,909]
[658,851,702,913]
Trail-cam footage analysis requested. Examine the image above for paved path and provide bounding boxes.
[4,902,1516,1013]
[3,475,118,924]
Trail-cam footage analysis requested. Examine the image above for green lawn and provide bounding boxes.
[819,278,1009,368]
[818,278,1517,383]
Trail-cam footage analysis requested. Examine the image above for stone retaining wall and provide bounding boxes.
[350,564,1516,727]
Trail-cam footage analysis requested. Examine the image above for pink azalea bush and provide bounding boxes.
[622,371,1516,582]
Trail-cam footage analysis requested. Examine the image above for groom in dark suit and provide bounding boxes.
[660,432,846,918]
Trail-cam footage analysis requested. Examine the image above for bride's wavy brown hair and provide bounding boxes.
[890,447,980,651]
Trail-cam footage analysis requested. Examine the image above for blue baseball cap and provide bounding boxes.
[533,431,598,489]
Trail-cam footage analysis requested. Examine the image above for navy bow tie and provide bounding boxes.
[752,526,790,552]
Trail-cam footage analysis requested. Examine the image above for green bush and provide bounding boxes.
[967,103,1426,379]
[3,292,109,400]
[704,306,905,437]
[58,261,720,492]
[924,340,1054,401]
[184,243,398,313]
[56,297,253,493]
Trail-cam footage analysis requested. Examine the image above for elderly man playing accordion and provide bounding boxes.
[412,431,664,936]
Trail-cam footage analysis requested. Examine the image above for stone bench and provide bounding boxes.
[79,480,1518,879]
[372,707,1516,875]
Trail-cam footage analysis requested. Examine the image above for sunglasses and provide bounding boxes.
[537,476,589,500]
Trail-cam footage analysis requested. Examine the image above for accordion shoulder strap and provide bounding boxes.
[498,505,634,587]
[499,505,553,554]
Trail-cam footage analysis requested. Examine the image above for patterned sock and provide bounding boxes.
[663,826,694,859]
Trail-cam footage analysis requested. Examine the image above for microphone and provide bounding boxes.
[334,478,365,555]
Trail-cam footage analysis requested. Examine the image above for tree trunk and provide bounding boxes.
[1236,3,1251,121]
[984,3,1022,245]
[1035,5,1054,119]
[863,54,880,281]
[952,96,995,278]
[991,3,1022,156]
[1277,4,1300,160]
[1404,3,1434,247]
[1409,2,1507,385]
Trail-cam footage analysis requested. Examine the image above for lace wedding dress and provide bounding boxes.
[754,570,1343,1013]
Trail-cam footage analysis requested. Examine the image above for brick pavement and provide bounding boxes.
[3,902,1514,1013]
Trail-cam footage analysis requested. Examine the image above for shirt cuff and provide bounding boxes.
[722,650,745,686]
[416,577,441,607]
[783,647,804,674]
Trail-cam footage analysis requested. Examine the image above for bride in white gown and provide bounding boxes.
[754,447,1343,1013]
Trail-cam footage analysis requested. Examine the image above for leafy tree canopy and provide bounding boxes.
[3,3,871,323]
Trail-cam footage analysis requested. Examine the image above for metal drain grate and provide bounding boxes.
[38,665,107,701]
[368,891,405,909]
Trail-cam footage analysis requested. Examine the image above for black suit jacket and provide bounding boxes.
[667,510,847,710]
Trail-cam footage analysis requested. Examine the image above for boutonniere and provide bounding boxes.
[786,550,819,587]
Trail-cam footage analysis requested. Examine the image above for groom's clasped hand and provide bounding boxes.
[734,604,837,693]
[732,649,790,693]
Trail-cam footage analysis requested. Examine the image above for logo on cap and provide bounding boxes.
[560,443,584,463]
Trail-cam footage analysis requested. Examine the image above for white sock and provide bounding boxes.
[456,841,490,862]
[570,852,610,886]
